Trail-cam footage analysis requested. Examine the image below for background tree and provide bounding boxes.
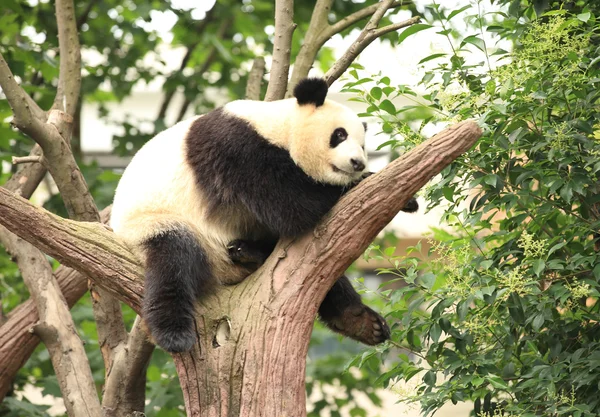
[0,0,480,416]
[347,1,600,416]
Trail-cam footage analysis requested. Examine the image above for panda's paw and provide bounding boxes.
[227,239,269,265]
[329,305,390,346]
[401,196,419,213]
[152,323,197,353]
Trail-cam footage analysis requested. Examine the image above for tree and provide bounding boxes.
[347,1,600,416]
[0,0,480,415]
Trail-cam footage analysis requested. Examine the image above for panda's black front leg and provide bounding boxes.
[352,172,419,213]
[318,275,390,346]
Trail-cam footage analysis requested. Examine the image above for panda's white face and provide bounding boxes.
[289,100,367,186]
[327,125,367,184]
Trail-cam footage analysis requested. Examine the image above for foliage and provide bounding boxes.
[345,1,600,416]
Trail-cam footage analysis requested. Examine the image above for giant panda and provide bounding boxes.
[111,78,418,353]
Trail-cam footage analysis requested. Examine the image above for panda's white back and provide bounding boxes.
[110,116,203,243]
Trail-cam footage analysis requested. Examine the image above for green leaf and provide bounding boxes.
[418,53,446,65]
[379,99,396,115]
[448,5,471,20]
[532,314,545,331]
[577,12,591,22]
[397,24,433,45]
[370,87,382,100]
[461,35,486,52]
[593,263,600,280]
[532,259,545,276]
[423,370,436,386]
[430,323,442,343]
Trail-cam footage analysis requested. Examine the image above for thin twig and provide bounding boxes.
[12,155,45,166]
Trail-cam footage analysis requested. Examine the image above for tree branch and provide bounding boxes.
[0,193,144,308]
[0,54,48,139]
[286,0,333,97]
[102,317,154,416]
[1,147,102,416]
[0,121,481,416]
[324,15,420,86]
[4,145,47,198]
[245,57,266,100]
[264,0,296,101]
[0,224,101,417]
[53,0,81,115]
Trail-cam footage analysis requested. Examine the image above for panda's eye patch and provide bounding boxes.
[330,128,348,148]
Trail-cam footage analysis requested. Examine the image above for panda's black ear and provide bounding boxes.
[293,78,328,107]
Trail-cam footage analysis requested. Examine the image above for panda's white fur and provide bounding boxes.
[109,78,392,353]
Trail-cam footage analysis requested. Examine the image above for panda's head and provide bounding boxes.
[289,78,367,186]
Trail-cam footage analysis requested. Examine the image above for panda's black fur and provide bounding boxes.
[186,107,345,237]
[111,78,418,352]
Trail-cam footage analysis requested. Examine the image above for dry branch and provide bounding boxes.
[0,121,480,415]
[0,195,144,309]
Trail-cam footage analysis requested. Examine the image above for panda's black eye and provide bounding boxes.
[330,128,348,148]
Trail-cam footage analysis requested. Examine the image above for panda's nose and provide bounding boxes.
[351,159,365,172]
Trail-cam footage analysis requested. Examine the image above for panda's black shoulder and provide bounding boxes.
[184,108,318,196]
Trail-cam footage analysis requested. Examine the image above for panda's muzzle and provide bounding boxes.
[350,158,365,172]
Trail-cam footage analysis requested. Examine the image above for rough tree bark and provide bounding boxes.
[0,121,481,416]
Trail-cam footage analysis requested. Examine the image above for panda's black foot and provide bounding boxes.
[401,197,419,213]
[227,239,271,265]
[325,305,391,346]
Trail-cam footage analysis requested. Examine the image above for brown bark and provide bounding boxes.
[0,121,481,415]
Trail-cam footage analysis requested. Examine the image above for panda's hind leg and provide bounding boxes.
[142,225,216,353]
[319,276,390,346]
